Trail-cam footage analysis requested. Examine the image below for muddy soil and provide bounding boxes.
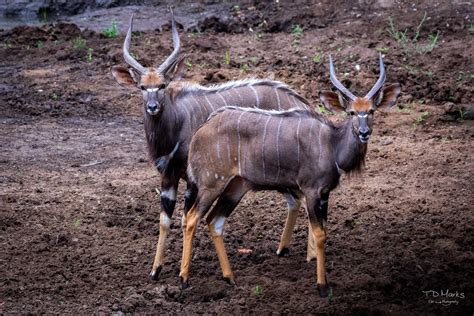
[1,1,473,314]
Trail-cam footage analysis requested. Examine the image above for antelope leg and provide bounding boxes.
[306,221,317,262]
[208,218,235,285]
[179,204,202,288]
[306,193,329,298]
[307,193,329,262]
[205,178,248,285]
[277,193,301,256]
[150,182,178,281]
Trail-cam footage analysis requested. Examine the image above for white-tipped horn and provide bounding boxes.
[365,53,386,99]
[329,55,357,101]
[123,14,147,75]
[156,7,181,74]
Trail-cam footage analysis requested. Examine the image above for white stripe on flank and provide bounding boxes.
[291,95,298,107]
[184,99,197,129]
[227,141,231,164]
[250,86,260,108]
[217,92,228,107]
[276,116,283,181]
[237,111,245,175]
[204,94,215,112]
[262,115,272,182]
[216,111,222,159]
[296,117,302,166]
[197,99,206,123]
[275,88,281,110]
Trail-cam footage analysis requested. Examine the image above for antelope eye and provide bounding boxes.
[140,85,146,91]
[369,109,375,114]
[158,83,166,90]
[349,110,355,116]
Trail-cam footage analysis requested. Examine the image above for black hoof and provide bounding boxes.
[276,247,290,257]
[179,277,189,290]
[223,277,236,287]
[317,283,330,298]
[149,266,162,281]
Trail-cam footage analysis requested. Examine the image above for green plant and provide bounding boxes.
[328,286,334,302]
[403,64,433,77]
[396,106,411,114]
[291,24,303,47]
[312,54,322,64]
[458,108,465,121]
[102,20,119,38]
[198,62,209,69]
[73,219,81,227]
[291,24,303,38]
[375,46,389,54]
[224,50,231,65]
[249,56,259,66]
[36,41,44,49]
[240,63,249,73]
[412,111,429,129]
[456,71,474,81]
[387,12,440,55]
[73,37,86,49]
[51,93,58,101]
[39,8,48,23]
[316,104,332,115]
[254,284,262,296]
[86,48,93,61]
[419,31,439,54]
[185,59,192,71]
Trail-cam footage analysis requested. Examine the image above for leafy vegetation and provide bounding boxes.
[387,12,440,55]
[412,111,430,129]
[312,53,322,64]
[224,50,231,65]
[291,24,303,38]
[73,37,86,49]
[86,48,93,62]
[291,24,303,46]
[102,20,119,38]
[254,284,262,296]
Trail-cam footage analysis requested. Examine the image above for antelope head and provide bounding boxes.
[111,9,186,116]
[320,54,401,143]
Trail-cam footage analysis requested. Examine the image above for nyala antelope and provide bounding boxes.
[111,10,315,280]
[181,54,400,297]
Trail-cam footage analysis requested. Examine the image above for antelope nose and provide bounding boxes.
[359,128,370,138]
[148,104,157,112]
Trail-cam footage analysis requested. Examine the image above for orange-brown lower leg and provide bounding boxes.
[150,212,171,280]
[209,221,235,284]
[306,222,317,262]
[179,206,201,287]
[310,220,328,296]
[277,207,298,256]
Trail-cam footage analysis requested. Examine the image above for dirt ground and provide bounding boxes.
[1,1,473,314]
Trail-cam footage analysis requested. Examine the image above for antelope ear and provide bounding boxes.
[319,91,347,113]
[375,83,401,108]
[111,66,139,89]
[165,55,187,81]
